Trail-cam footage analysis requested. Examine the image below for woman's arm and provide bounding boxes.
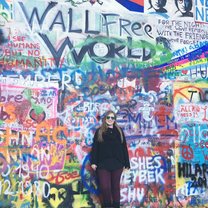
[90,129,99,170]
[121,129,130,169]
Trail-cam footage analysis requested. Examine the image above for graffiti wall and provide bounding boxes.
[0,0,208,207]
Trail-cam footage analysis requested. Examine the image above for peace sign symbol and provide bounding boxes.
[181,145,194,160]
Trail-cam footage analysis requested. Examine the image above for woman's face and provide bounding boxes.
[151,0,166,10]
[176,0,192,13]
[105,113,116,126]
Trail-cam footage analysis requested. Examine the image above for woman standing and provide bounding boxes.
[91,110,130,208]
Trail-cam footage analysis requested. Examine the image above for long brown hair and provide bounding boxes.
[97,110,124,143]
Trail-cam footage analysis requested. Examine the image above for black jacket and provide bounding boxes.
[91,126,130,171]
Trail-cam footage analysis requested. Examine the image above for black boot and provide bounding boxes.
[113,202,120,208]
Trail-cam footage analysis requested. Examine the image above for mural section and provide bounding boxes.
[174,81,208,207]
[0,0,208,207]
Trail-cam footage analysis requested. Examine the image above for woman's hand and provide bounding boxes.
[123,167,130,172]
[91,164,97,171]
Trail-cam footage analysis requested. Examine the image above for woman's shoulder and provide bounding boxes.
[95,127,101,133]
[94,127,101,137]
[115,125,124,132]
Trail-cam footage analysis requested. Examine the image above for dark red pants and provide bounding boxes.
[97,168,123,205]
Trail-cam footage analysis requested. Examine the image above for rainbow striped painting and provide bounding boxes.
[115,0,144,12]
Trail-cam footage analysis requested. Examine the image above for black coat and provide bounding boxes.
[91,126,130,171]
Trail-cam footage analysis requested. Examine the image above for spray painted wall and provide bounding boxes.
[0,0,208,207]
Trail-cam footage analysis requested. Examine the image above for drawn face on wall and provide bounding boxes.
[150,0,167,10]
[175,0,192,14]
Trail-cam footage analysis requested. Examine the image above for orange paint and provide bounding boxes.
[0,127,17,146]
[52,125,68,145]
[4,103,16,123]
[35,121,67,145]
[130,0,144,6]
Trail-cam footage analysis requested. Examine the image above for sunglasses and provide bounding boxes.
[106,116,115,120]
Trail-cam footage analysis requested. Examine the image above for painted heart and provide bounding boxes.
[182,70,188,74]
[29,109,46,123]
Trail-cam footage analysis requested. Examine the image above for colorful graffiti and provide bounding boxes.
[0,0,208,207]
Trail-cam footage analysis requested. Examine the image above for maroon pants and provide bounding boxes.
[97,168,123,204]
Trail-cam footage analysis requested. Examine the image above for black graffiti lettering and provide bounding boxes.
[18,1,58,30]
[19,1,147,38]
[85,10,100,34]
[188,90,198,102]
[178,162,208,179]
[131,22,142,36]
[101,13,120,37]
[198,177,207,188]
[68,8,82,33]
[190,176,197,187]
[188,89,208,103]
[119,18,131,36]
[127,38,154,61]
[195,164,202,176]
[88,42,112,64]
[38,33,89,66]
[49,11,66,31]
[199,64,208,79]
[144,24,153,39]
[199,90,208,102]
[190,176,207,188]
[202,163,208,178]
[39,34,155,66]
[114,43,126,58]
[127,36,141,59]
[178,162,190,178]
[58,190,67,200]
[48,193,55,201]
